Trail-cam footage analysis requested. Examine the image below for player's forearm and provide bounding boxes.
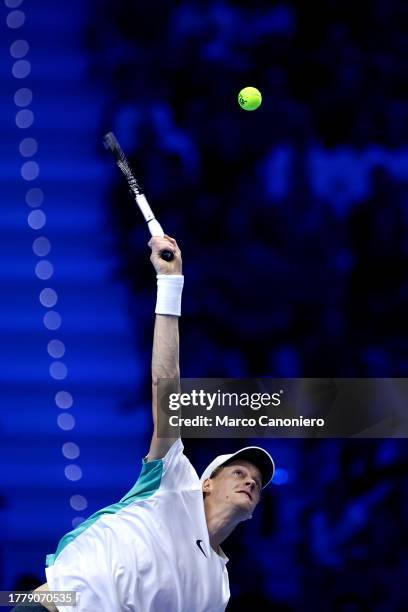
[152,313,179,426]
[149,315,180,457]
[152,314,180,388]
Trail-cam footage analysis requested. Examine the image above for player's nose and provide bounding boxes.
[245,477,256,490]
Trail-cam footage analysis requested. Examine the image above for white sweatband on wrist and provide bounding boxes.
[155,274,184,316]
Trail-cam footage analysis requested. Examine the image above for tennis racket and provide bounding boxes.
[103,131,174,262]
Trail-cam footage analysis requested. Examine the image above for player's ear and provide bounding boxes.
[202,478,213,494]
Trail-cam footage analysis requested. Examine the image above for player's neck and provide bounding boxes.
[204,503,244,550]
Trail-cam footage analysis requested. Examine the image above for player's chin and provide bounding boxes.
[234,492,254,511]
[237,501,255,521]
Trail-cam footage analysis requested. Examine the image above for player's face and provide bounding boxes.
[207,460,262,517]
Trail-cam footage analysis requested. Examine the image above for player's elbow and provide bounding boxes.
[152,370,180,387]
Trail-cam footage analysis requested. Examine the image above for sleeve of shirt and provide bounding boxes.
[159,438,201,492]
[119,438,201,506]
[45,543,122,612]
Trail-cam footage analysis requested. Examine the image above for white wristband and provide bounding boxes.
[155,274,184,316]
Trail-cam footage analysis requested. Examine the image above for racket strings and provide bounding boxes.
[103,131,142,195]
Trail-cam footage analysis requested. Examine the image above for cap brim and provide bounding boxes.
[222,447,275,488]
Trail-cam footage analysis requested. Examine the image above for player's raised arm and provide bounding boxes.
[147,235,183,461]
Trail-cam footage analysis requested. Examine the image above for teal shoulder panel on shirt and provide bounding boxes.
[46,457,163,567]
[120,457,163,503]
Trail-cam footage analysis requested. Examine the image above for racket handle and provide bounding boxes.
[147,219,175,262]
[160,250,174,262]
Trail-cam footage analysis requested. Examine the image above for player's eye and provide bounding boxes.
[233,469,243,477]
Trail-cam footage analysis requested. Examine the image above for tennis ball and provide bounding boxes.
[238,86,262,111]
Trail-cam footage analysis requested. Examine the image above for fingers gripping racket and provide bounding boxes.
[103,131,174,262]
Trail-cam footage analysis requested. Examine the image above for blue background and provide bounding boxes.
[1,1,407,610]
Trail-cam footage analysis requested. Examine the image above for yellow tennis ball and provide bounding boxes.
[238,86,262,111]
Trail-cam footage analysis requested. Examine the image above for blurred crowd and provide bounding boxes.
[88,0,408,380]
[86,1,407,609]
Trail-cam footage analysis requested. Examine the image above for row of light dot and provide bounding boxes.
[6,0,86,528]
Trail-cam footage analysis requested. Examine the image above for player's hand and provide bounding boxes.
[148,235,182,275]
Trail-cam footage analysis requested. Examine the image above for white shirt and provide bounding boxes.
[45,439,230,611]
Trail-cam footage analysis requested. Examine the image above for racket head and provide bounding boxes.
[103,131,141,195]
[103,132,173,261]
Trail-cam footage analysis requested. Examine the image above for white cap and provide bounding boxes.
[200,446,275,489]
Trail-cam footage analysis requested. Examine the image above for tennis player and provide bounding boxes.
[17,235,274,612]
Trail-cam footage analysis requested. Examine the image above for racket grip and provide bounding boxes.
[148,218,164,237]
[147,219,174,261]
